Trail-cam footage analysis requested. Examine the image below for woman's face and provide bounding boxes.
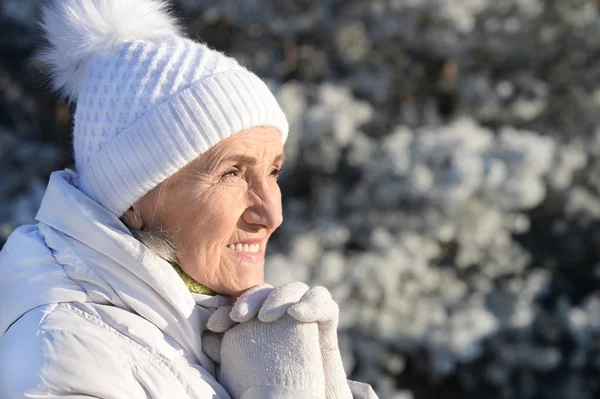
[133,127,284,297]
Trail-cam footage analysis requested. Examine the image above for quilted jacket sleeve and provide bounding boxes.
[0,304,222,399]
[0,305,148,399]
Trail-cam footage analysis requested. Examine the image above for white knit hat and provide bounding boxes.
[37,0,289,216]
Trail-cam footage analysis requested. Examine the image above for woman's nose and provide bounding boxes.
[242,184,283,230]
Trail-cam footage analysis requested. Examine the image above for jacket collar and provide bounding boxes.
[35,169,229,370]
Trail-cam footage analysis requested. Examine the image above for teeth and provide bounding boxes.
[228,243,261,253]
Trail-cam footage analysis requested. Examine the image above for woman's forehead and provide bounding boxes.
[197,128,284,169]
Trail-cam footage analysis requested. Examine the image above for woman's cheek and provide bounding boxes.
[203,186,247,225]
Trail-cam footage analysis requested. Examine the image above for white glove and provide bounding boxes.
[205,283,352,399]
[205,288,326,398]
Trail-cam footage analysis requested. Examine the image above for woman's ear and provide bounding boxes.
[121,206,143,230]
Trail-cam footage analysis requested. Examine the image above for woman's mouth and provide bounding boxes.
[226,243,260,253]
[226,240,265,263]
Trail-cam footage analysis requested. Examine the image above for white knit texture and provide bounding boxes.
[219,283,353,399]
[39,1,289,216]
[219,316,327,399]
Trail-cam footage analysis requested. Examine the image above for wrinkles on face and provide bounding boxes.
[135,126,285,297]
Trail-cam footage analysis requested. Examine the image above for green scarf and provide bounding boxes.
[171,263,215,295]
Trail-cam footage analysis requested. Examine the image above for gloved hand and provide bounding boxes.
[204,282,352,399]
[205,298,326,398]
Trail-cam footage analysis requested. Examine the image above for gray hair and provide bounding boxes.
[125,182,181,264]
[129,227,179,265]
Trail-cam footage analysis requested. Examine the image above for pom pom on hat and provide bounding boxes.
[37,0,181,101]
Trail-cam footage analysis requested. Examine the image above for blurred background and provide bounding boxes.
[2,0,600,398]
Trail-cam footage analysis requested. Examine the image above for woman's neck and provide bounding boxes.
[171,263,215,295]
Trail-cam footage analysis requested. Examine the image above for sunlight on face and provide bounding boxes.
[137,126,285,297]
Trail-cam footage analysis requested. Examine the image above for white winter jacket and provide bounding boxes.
[0,170,378,399]
[0,170,233,398]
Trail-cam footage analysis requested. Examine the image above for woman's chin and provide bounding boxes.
[223,278,265,299]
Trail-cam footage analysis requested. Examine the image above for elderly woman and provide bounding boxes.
[0,0,378,398]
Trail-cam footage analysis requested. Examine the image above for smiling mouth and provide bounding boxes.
[225,240,266,263]
[226,242,260,253]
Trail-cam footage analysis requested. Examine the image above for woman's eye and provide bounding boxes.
[223,168,241,178]
[270,168,280,178]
